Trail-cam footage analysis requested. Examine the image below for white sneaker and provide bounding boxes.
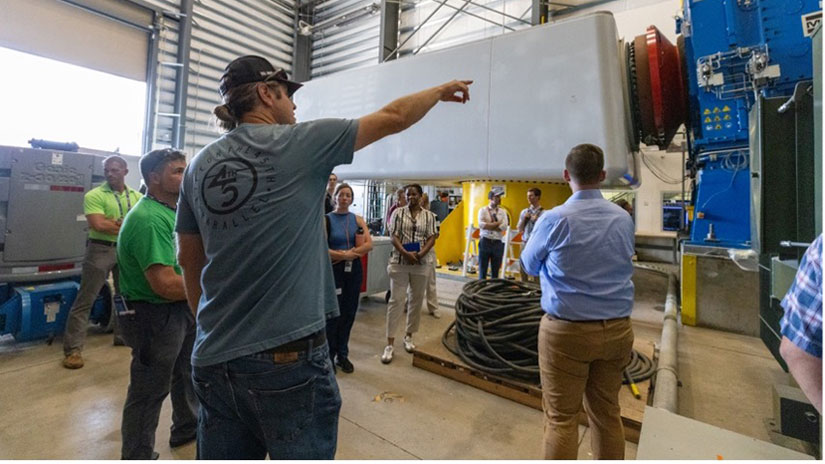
[429,309,441,319]
[381,345,394,364]
[403,336,416,353]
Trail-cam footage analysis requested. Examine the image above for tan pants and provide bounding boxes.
[387,264,428,339]
[408,254,439,315]
[538,315,634,460]
[425,257,438,313]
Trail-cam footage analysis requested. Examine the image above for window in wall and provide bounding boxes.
[0,47,146,155]
[662,192,688,232]
[602,190,636,218]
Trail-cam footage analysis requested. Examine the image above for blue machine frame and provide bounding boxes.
[679,0,819,247]
[0,278,110,342]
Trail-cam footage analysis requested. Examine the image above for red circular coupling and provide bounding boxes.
[645,26,687,148]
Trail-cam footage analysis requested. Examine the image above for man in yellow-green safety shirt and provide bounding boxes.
[62,155,142,369]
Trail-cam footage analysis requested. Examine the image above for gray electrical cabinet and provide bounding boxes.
[2,146,94,263]
[0,145,141,283]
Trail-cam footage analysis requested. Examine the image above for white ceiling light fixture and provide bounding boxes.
[297,2,380,36]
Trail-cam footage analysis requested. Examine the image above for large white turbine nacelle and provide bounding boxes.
[295,12,635,184]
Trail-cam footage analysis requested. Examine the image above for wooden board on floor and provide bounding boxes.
[412,326,655,444]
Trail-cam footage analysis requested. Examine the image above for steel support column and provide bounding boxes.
[142,12,162,154]
[379,0,400,62]
[293,0,314,82]
[532,0,547,25]
[171,0,193,149]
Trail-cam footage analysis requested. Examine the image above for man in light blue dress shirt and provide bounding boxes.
[521,143,635,460]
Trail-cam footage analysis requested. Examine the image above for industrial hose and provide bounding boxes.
[443,278,655,386]
[623,348,655,384]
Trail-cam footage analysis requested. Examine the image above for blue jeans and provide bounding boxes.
[478,237,504,279]
[192,341,342,459]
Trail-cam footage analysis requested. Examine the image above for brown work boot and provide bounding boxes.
[62,351,84,369]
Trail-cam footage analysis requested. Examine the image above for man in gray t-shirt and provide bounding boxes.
[176,55,471,460]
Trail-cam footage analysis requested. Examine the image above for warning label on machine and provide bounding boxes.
[802,11,822,37]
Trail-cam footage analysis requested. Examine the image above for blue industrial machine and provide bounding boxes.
[0,145,116,343]
[635,1,821,446]
[681,0,819,247]
[627,0,819,247]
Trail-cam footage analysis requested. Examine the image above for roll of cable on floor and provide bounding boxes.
[443,278,655,385]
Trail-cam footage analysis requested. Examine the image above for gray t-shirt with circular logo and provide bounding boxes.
[176,119,358,367]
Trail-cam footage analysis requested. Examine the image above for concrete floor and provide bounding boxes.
[0,267,802,459]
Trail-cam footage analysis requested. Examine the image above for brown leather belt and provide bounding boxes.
[545,313,630,323]
[249,330,326,364]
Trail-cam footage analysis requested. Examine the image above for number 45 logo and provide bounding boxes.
[802,11,822,38]
[201,158,258,215]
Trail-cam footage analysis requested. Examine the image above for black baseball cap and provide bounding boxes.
[219,55,303,98]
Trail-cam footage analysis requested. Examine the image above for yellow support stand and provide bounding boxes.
[432,200,465,265]
[681,254,697,326]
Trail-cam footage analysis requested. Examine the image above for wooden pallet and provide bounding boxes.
[412,331,656,444]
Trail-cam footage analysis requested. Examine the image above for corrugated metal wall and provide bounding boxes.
[185,1,295,153]
[310,0,381,78]
[142,0,297,155]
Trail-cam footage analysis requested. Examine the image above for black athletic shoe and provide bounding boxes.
[336,357,354,373]
[151,451,160,460]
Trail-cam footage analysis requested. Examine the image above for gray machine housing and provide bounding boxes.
[0,145,140,283]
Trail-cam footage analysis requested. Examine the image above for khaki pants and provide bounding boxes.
[538,315,634,459]
[425,259,438,313]
[387,264,428,339]
[413,255,439,314]
[64,241,120,355]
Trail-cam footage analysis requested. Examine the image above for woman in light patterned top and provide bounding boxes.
[381,184,437,364]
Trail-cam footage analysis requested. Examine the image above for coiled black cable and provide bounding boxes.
[443,278,655,385]
[623,348,655,385]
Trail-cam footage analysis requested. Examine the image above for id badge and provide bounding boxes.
[344,260,353,273]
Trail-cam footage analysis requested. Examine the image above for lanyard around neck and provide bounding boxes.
[488,206,498,222]
[112,189,133,219]
[147,193,176,211]
[344,213,351,249]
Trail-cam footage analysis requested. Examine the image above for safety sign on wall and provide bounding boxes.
[802,11,822,37]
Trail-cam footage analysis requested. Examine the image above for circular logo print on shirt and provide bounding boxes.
[201,158,258,215]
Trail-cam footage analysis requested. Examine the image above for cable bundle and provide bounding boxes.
[443,278,656,386]
[443,278,544,382]
[623,348,655,385]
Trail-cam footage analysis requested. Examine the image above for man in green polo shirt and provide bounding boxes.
[63,155,142,369]
[118,148,196,459]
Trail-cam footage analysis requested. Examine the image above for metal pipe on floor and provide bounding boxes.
[653,271,679,412]
[631,263,680,412]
